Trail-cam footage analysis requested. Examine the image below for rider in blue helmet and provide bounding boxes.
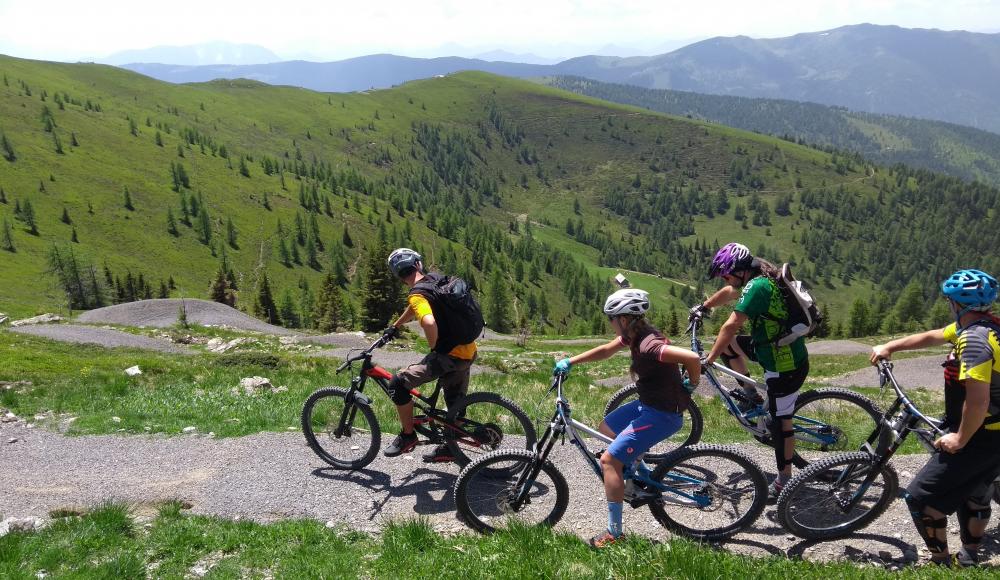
[871,269,1000,567]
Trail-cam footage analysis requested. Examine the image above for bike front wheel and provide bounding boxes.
[647,444,767,541]
[604,383,703,460]
[776,451,899,540]
[790,388,882,468]
[301,387,380,470]
[445,392,537,468]
[454,449,570,534]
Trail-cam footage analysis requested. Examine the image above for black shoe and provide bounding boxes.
[383,432,418,457]
[955,547,980,568]
[422,443,455,463]
[732,388,764,413]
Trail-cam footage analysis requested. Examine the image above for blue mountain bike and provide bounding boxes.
[453,373,768,541]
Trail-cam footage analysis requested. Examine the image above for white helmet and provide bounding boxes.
[603,289,650,317]
[387,248,422,277]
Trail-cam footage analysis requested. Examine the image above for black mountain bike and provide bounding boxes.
[454,373,768,542]
[302,334,536,470]
[776,360,1000,540]
[603,313,882,465]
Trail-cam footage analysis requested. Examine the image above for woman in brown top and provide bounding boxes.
[554,289,701,547]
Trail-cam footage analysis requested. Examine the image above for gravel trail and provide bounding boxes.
[821,355,946,390]
[2,422,998,566]
[8,324,194,355]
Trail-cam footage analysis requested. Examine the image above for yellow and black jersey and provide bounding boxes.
[943,320,1000,430]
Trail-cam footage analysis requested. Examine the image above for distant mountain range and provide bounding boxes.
[102,42,281,66]
[119,25,1000,134]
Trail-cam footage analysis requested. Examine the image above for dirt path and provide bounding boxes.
[2,421,998,567]
[8,324,195,355]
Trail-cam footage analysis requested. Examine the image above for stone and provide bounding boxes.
[7,438,19,444]
[1,412,18,423]
[238,376,273,395]
[10,314,62,327]
[182,426,197,434]
[112,416,122,423]
[0,313,8,326]
[124,366,142,376]
[0,517,45,537]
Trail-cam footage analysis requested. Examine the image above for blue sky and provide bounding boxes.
[0,0,998,62]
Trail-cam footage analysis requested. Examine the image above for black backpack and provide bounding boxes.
[410,272,485,354]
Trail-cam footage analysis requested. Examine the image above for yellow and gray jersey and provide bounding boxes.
[944,321,1000,428]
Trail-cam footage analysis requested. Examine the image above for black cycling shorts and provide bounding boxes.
[907,441,1000,514]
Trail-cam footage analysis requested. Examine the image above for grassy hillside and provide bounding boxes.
[1,56,997,334]
[545,76,1000,188]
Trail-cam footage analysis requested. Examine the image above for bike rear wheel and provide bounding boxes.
[776,451,899,540]
[604,383,702,460]
[445,392,537,468]
[301,387,380,470]
[647,444,767,541]
[454,449,569,534]
[790,388,882,468]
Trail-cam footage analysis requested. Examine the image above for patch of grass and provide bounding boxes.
[0,505,983,579]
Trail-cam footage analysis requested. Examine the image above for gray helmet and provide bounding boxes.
[387,248,422,278]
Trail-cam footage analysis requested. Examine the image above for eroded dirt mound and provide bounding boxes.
[77,299,301,336]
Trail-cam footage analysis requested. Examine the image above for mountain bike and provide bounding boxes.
[302,334,536,470]
[603,313,883,465]
[776,359,1000,540]
[453,373,768,541]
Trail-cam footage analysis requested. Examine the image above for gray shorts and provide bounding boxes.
[395,351,475,408]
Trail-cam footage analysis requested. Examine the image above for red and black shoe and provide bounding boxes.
[383,432,418,457]
[588,530,622,548]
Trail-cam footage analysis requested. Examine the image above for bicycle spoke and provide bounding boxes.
[648,445,767,541]
[456,451,568,532]
[778,452,897,539]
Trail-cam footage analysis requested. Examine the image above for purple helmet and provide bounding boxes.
[708,243,754,278]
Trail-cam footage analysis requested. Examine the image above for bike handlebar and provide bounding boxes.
[875,359,947,437]
[336,334,393,373]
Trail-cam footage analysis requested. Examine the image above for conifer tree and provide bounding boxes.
[342,225,353,248]
[226,217,238,249]
[278,289,300,328]
[313,272,343,332]
[71,227,78,243]
[239,157,250,178]
[1,217,14,252]
[253,272,280,325]
[61,207,71,224]
[167,207,179,236]
[123,186,134,211]
[0,188,6,204]
[22,200,37,235]
[486,267,512,333]
[209,267,234,306]
[198,207,212,245]
[360,237,402,331]
[0,132,14,162]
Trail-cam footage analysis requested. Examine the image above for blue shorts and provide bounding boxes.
[604,400,683,465]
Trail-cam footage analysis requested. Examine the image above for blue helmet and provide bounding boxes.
[942,269,998,308]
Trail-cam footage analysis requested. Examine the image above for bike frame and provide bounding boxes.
[688,317,843,447]
[830,360,945,511]
[515,375,711,509]
[334,337,474,444]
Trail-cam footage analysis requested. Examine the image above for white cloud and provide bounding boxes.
[0,0,997,62]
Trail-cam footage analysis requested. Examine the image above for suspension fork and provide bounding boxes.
[510,419,560,507]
